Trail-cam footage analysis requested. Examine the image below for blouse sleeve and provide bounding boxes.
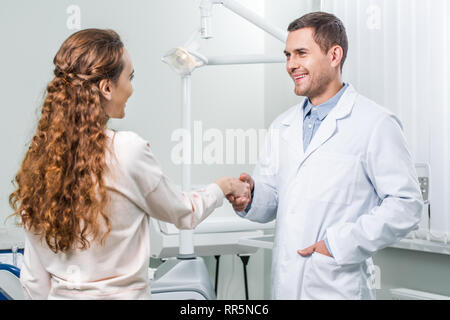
[146,178,224,229]
[118,132,225,229]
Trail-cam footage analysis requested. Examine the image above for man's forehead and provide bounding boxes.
[285,28,317,50]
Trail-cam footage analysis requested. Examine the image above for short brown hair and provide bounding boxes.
[288,12,348,71]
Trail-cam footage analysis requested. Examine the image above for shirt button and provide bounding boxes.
[308,124,312,129]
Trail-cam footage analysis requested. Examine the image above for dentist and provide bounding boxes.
[228,12,423,299]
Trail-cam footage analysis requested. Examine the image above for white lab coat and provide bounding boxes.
[239,84,423,299]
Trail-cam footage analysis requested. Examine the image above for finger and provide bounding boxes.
[234,206,246,212]
[233,202,247,211]
[239,173,249,182]
[227,195,235,202]
[297,244,316,256]
[314,240,330,257]
[239,200,250,210]
[240,173,254,190]
[240,196,251,204]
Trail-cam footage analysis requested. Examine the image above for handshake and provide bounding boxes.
[215,173,254,212]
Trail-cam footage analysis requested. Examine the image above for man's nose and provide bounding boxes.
[287,57,299,73]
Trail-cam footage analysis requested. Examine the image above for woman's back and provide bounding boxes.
[22,130,156,299]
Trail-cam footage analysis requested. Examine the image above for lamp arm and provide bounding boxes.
[200,0,287,42]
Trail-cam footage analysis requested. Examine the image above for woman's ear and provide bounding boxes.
[99,79,113,101]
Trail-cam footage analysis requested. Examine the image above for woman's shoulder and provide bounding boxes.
[106,129,146,144]
[106,129,150,153]
[105,129,152,163]
[105,129,162,190]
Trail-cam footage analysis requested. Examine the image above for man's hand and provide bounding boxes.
[226,173,254,212]
[229,177,251,199]
[297,240,331,257]
[215,176,251,203]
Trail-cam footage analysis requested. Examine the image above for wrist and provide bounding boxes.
[216,177,232,196]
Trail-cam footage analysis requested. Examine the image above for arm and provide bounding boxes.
[230,126,279,223]
[146,175,249,230]
[119,132,250,229]
[326,115,423,265]
[20,233,51,299]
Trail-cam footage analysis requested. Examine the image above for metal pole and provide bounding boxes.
[178,74,195,258]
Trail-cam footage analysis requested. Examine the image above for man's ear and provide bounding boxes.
[99,79,113,101]
[328,45,343,69]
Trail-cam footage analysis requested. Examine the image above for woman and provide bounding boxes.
[9,29,250,300]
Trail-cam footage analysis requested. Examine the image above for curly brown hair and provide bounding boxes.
[9,29,125,253]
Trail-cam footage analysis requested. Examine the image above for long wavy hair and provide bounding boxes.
[9,29,125,253]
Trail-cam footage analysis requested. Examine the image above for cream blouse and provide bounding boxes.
[20,129,224,299]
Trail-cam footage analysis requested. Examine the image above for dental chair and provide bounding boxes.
[0,264,24,300]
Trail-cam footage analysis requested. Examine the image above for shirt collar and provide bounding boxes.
[303,83,349,121]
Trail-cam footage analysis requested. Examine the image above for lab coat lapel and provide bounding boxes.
[301,84,358,165]
[280,100,305,162]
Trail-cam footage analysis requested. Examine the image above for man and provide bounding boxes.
[227,12,423,299]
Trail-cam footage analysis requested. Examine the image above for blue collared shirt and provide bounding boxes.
[302,83,348,257]
[303,83,349,151]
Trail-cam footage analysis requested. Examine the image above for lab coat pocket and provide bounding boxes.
[303,251,361,300]
[305,152,358,205]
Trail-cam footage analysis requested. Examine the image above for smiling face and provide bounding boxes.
[101,49,134,119]
[284,27,342,104]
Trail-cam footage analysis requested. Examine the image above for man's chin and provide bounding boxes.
[295,88,308,97]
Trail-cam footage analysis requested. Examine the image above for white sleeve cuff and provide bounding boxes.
[209,183,225,208]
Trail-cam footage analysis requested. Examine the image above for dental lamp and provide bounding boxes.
[162,47,207,76]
